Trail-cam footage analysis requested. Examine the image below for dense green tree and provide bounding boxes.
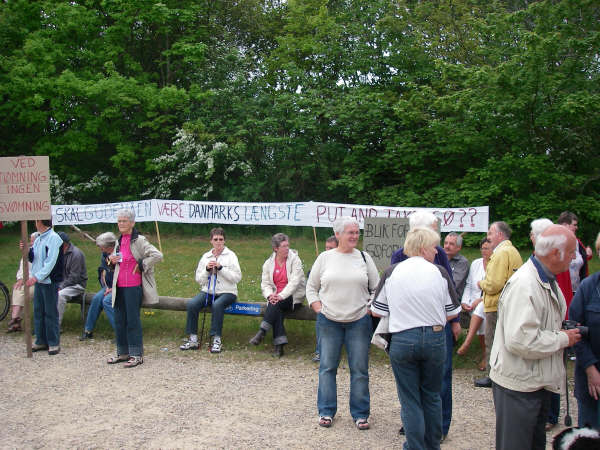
[0,0,598,244]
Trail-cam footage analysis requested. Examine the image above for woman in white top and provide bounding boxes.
[457,237,492,370]
[306,217,379,431]
[249,233,305,357]
[371,227,461,449]
[180,227,242,354]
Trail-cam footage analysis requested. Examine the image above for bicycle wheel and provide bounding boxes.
[0,281,9,322]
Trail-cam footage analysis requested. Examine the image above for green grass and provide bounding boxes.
[1,224,598,365]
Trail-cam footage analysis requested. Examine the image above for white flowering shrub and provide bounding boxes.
[50,172,111,204]
[144,128,252,199]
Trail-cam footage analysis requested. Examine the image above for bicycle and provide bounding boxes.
[0,281,9,322]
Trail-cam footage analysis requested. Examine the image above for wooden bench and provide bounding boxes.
[71,293,317,321]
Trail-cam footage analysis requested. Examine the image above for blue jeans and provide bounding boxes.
[33,282,60,347]
[186,292,237,337]
[114,286,143,357]
[84,288,115,332]
[317,313,371,421]
[315,314,321,354]
[441,322,454,435]
[389,327,446,450]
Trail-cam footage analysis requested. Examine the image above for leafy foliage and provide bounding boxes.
[1,0,599,244]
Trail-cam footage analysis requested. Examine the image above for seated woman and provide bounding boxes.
[80,232,117,340]
[180,227,242,353]
[7,232,39,333]
[456,237,491,370]
[249,233,306,357]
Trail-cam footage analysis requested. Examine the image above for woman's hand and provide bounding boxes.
[461,302,472,312]
[311,301,322,314]
[268,294,281,304]
[206,260,219,271]
[109,254,120,264]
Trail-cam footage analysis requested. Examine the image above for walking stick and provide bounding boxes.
[199,268,217,349]
[564,349,573,426]
[199,269,213,349]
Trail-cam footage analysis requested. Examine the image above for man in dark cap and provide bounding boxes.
[57,232,87,327]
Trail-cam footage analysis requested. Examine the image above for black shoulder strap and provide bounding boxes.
[360,251,373,294]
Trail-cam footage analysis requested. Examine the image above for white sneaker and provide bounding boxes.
[180,341,199,351]
[210,336,222,353]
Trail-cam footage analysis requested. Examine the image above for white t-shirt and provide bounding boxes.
[371,256,459,333]
[569,250,583,292]
[461,257,485,308]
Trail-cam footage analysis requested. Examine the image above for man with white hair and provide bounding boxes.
[530,218,574,432]
[475,221,523,388]
[491,225,581,449]
[389,211,459,442]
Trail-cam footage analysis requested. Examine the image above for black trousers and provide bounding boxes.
[493,382,551,450]
[261,295,294,345]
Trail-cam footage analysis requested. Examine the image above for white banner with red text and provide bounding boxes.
[51,200,489,232]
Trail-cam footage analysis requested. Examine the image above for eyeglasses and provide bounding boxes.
[212,237,225,241]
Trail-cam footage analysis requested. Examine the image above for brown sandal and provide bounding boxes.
[123,356,143,368]
[6,317,22,333]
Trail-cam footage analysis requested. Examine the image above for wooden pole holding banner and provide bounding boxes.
[155,221,163,253]
[70,224,96,243]
[21,221,32,357]
[312,227,319,256]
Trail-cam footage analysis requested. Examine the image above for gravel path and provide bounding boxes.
[1,333,574,449]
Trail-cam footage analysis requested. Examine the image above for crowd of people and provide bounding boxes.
[6,209,600,448]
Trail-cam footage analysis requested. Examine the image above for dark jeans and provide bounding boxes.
[33,282,60,347]
[441,322,454,435]
[576,394,600,428]
[186,292,237,337]
[493,383,550,450]
[114,285,143,357]
[548,392,560,424]
[260,296,293,345]
[390,326,446,450]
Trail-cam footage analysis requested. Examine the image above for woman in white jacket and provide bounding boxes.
[249,233,305,357]
[180,227,242,353]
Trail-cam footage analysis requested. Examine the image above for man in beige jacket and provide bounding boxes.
[490,225,581,450]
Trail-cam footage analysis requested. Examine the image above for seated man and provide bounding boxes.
[80,232,117,340]
[57,232,88,327]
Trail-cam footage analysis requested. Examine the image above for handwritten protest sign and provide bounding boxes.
[0,155,51,357]
[0,156,51,221]
[363,218,410,271]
